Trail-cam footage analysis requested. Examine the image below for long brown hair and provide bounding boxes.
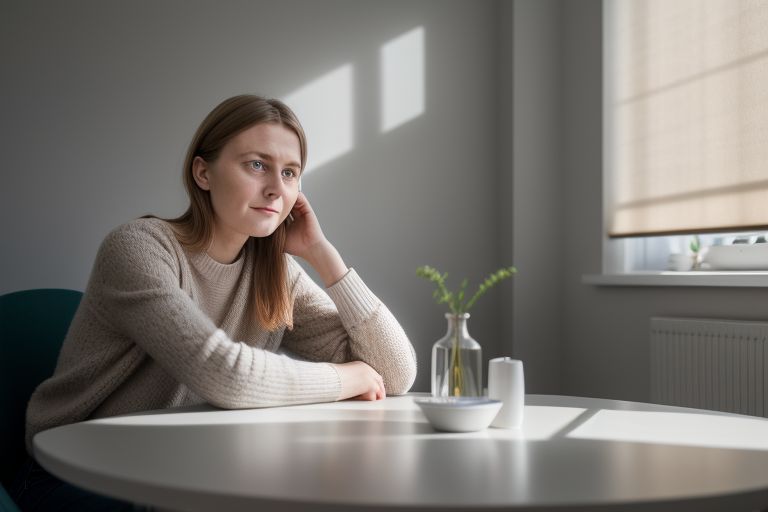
[163,95,307,331]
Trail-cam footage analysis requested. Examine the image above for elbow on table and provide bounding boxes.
[385,357,418,396]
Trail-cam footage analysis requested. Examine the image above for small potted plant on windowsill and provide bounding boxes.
[690,235,701,270]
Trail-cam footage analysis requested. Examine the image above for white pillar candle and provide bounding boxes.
[488,357,525,428]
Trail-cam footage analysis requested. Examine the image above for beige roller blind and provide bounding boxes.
[607,0,768,238]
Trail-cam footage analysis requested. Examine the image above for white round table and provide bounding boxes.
[34,394,768,511]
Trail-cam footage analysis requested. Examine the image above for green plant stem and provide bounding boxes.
[449,322,463,396]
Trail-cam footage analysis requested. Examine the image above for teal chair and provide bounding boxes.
[0,289,82,511]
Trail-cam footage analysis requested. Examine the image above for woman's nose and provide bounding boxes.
[262,174,284,197]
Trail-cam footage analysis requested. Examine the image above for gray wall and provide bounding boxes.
[1,0,508,393]
[508,0,563,394]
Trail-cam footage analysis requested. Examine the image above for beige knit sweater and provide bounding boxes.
[25,218,417,453]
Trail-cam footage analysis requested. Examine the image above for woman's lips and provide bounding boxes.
[252,207,278,215]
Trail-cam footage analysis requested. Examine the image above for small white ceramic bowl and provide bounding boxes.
[414,397,503,432]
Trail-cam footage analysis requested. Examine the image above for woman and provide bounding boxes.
[12,95,417,510]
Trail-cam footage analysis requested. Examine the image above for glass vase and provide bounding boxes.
[431,313,483,397]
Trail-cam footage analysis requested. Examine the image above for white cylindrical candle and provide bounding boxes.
[488,357,525,428]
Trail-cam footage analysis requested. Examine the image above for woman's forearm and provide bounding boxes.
[303,239,349,287]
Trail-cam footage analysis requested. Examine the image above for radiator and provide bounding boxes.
[650,317,768,417]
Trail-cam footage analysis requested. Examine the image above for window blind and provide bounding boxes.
[606,0,768,238]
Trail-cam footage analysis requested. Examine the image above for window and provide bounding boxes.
[603,0,768,273]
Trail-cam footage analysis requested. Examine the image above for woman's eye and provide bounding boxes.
[250,161,264,171]
[282,169,297,179]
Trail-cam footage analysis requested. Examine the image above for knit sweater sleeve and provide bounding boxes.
[90,221,342,408]
[281,258,417,395]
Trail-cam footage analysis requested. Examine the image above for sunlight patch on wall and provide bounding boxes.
[282,64,354,175]
[380,26,425,133]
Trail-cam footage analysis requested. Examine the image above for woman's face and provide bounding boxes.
[192,122,302,242]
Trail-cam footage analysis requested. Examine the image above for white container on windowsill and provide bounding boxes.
[668,253,694,271]
[705,244,768,270]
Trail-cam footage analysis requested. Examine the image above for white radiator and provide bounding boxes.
[650,317,768,417]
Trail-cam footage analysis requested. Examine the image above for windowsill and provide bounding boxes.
[583,271,768,287]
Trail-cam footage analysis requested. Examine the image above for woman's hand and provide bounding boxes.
[284,192,325,258]
[285,192,348,287]
[332,361,386,401]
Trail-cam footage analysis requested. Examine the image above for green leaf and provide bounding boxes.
[689,235,701,253]
[417,264,517,314]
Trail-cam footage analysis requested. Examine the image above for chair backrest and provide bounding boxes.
[0,289,82,487]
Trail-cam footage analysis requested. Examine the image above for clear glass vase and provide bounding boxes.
[431,313,483,397]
